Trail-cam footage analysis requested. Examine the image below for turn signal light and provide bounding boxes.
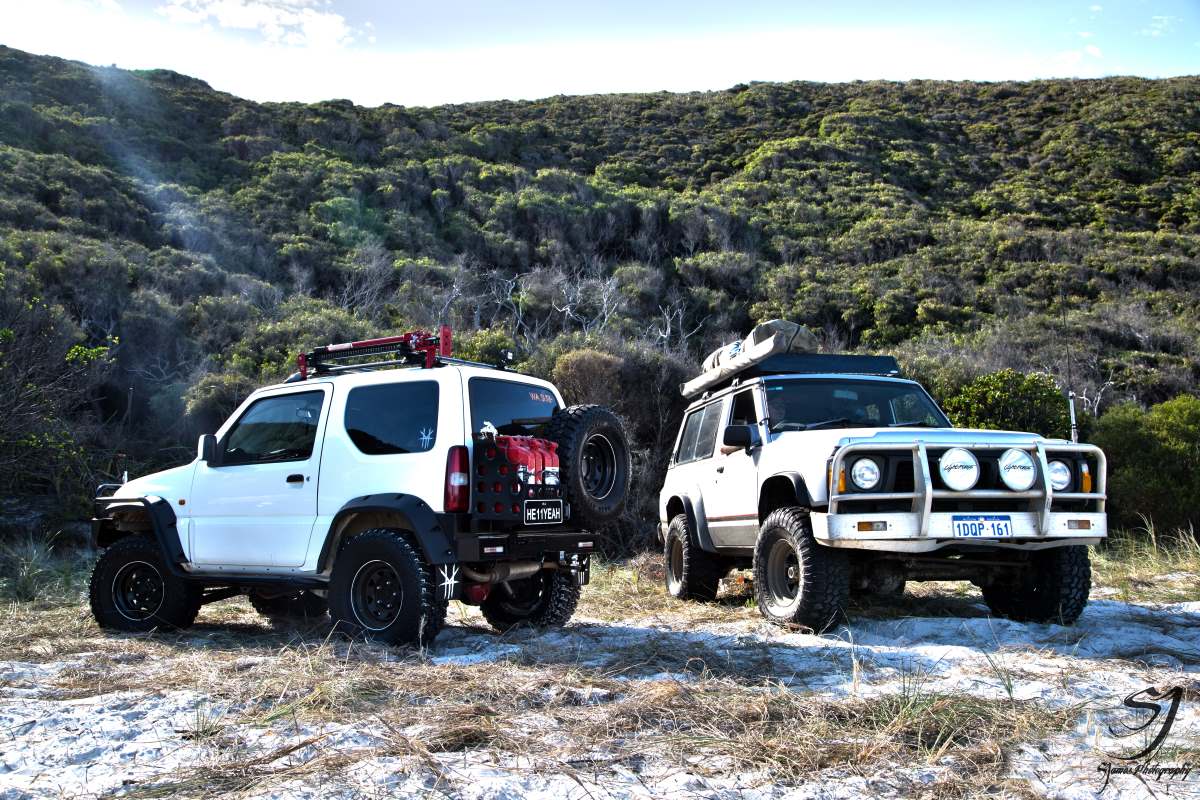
[1081,464,1093,493]
[1068,519,1092,530]
[857,521,888,532]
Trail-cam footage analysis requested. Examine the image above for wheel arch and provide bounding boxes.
[665,493,717,553]
[93,497,188,575]
[318,494,454,573]
[758,473,813,522]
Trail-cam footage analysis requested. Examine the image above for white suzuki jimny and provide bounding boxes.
[89,328,630,646]
[658,349,1107,632]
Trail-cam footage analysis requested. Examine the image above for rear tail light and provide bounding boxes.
[445,445,470,512]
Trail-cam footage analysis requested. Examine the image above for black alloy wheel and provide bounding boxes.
[111,560,166,622]
[351,559,405,630]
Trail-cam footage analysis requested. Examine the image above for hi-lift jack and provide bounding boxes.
[294,325,454,380]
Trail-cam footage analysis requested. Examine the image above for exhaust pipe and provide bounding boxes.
[460,561,544,584]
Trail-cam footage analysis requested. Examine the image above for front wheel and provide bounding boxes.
[480,570,580,632]
[89,535,201,632]
[982,546,1091,624]
[752,508,850,633]
[328,529,447,646]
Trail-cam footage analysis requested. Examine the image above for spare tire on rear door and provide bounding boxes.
[545,405,631,531]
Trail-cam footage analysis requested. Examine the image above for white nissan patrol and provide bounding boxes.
[89,328,631,645]
[658,349,1107,632]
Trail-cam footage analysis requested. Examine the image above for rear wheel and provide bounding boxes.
[249,590,328,620]
[752,508,850,633]
[89,535,201,632]
[664,514,728,602]
[982,546,1091,624]
[328,529,447,646]
[480,570,580,632]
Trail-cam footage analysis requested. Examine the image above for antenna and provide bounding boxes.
[1060,284,1078,443]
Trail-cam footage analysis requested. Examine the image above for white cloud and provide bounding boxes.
[1140,15,1177,38]
[1077,31,1093,38]
[1,0,1129,105]
[156,0,354,49]
[1089,4,1102,12]
[1084,44,1102,58]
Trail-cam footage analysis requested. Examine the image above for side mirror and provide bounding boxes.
[198,434,218,465]
[722,424,760,451]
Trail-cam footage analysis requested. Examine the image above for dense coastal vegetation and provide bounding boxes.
[1,45,1197,541]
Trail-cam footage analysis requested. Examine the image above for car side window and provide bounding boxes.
[676,407,705,463]
[730,390,758,425]
[221,391,325,466]
[676,401,723,464]
[693,402,723,461]
[345,382,439,455]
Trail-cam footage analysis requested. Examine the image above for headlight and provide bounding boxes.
[998,448,1037,491]
[1048,460,1072,491]
[939,447,979,491]
[850,458,881,490]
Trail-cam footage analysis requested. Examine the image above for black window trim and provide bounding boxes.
[218,388,328,467]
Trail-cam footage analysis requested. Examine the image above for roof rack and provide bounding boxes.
[743,353,901,378]
[293,325,457,380]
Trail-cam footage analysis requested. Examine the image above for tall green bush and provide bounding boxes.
[1091,395,1200,534]
[941,369,1071,438]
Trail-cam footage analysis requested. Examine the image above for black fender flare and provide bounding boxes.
[318,493,455,571]
[760,471,815,513]
[94,496,189,577]
[672,494,718,554]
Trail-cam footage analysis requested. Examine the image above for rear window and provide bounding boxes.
[469,377,559,435]
[345,381,439,455]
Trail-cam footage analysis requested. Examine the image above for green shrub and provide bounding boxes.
[942,369,1071,438]
[1091,395,1200,533]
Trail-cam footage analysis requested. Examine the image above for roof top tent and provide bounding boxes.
[680,319,901,399]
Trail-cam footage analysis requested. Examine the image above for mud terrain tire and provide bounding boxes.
[545,405,631,530]
[481,570,580,632]
[982,545,1091,624]
[250,590,328,620]
[328,529,447,646]
[664,514,729,601]
[753,507,850,632]
[89,535,202,632]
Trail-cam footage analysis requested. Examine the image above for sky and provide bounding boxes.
[2,0,1198,106]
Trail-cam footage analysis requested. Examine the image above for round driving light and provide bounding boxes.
[998,448,1037,491]
[938,447,979,491]
[850,459,881,490]
[1048,460,1072,491]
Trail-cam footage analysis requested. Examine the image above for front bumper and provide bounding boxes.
[811,510,1106,552]
[816,440,1108,552]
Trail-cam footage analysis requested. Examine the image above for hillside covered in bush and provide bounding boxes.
[1,45,1197,537]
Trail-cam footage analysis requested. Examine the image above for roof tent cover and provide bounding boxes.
[681,320,819,398]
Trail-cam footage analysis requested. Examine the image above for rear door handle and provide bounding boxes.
[286,474,305,484]
[715,466,725,474]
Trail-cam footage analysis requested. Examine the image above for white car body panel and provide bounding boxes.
[105,365,565,578]
[658,374,1108,554]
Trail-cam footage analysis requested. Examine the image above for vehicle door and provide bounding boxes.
[702,388,763,546]
[670,400,721,528]
[189,386,331,568]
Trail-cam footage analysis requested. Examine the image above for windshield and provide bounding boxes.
[764,379,950,432]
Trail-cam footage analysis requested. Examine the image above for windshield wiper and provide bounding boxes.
[888,420,941,428]
[804,417,852,431]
